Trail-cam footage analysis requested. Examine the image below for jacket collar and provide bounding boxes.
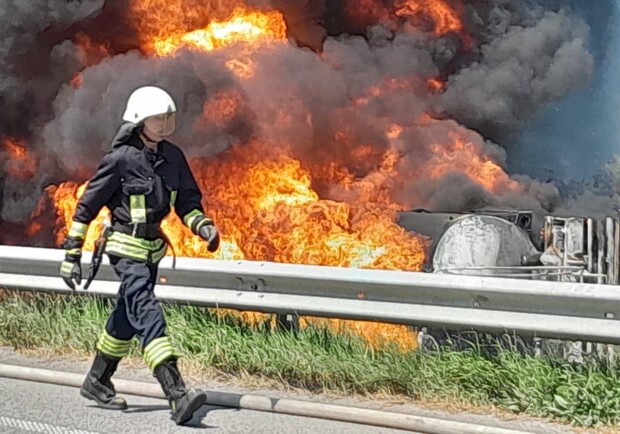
[111,122,171,161]
[110,122,144,150]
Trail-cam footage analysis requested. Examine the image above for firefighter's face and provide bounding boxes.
[143,112,176,140]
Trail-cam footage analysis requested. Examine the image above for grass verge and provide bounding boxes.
[0,290,618,428]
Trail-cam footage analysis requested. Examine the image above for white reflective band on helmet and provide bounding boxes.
[122,86,177,124]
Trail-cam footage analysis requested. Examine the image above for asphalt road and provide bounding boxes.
[0,377,412,434]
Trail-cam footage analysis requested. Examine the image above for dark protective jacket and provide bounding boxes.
[67,122,211,263]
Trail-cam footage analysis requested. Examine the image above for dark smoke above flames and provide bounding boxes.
[0,0,612,243]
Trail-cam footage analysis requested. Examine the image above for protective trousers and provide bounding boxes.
[95,256,176,371]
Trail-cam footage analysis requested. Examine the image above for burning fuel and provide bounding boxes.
[150,7,287,57]
[0,0,607,349]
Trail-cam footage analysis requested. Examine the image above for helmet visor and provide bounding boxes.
[143,112,176,137]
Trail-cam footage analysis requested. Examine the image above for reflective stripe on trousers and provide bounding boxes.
[104,256,172,353]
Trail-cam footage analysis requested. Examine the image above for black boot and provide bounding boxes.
[154,358,206,426]
[80,351,128,410]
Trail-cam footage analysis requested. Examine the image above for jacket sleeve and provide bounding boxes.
[175,151,213,234]
[66,151,120,245]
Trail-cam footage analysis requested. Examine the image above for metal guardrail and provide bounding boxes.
[1,246,620,344]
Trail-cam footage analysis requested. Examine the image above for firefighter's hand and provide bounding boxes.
[60,252,82,290]
[199,223,220,253]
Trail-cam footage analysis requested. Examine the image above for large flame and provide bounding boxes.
[33,0,517,352]
[47,138,429,352]
[129,0,287,56]
[422,124,520,193]
[129,0,243,48]
[151,7,287,56]
[48,141,428,269]
[395,0,463,35]
[143,5,287,80]
[45,128,515,351]
[341,0,467,41]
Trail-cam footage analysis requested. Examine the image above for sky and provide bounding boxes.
[509,0,620,182]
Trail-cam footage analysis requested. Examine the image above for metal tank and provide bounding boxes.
[397,209,620,363]
[397,209,619,284]
[430,214,539,276]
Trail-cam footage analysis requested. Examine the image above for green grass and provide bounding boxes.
[0,290,619,428]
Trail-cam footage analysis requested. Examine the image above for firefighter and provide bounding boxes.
[59,86,220,426]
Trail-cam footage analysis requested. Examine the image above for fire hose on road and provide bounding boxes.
[0,363,531,434]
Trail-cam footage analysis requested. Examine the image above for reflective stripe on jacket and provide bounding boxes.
[70,122,209,262]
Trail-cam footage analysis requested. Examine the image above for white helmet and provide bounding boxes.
[122,86,177,123]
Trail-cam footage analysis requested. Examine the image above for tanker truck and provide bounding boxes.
[398,209,619,285]
[396,210,620,361]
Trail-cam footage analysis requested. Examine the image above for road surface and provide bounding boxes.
[0,377,412,434]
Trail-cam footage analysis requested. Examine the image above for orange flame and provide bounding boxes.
[426,132,518,192]
[46,182,110,251]
[301,317,419,352]
[395,0,463,35]
[26,221,42,237]
[142,7,287,57]
[49,141,427,269]
[45,119,515,354]
[3,138,38,180]
[201,90,242,126]
[129,0,245,50]
[46,139,428,351]
[69,73,83,89]
[386,124,404,139]
[353,78,415,107]
[139,5,286,80]
[341,0,466,41]
[40,1,513,352]
[427,77,445,93]
[73,32,111,66]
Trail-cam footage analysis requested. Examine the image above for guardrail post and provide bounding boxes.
[275,313,300,332]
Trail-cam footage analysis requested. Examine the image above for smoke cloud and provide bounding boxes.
[0,0,105,137]
[439,8,593,143]
[1,0,616,238]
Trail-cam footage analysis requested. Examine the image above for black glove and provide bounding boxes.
[60,251,82,290]
[199,223,220,253]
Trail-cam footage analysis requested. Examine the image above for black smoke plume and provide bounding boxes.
[0,0,612,243]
